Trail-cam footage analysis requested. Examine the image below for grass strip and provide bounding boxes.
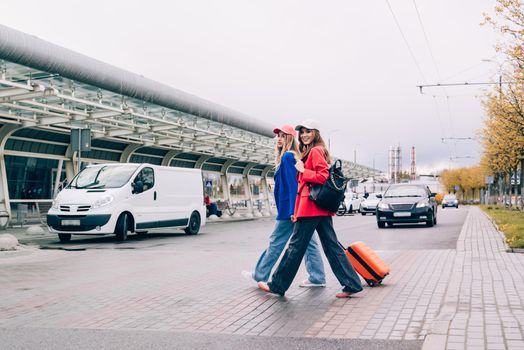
[480,205,524,248]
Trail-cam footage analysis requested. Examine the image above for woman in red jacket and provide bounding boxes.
[258,119,363,298]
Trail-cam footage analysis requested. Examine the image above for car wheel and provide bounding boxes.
[361,212,366,216]
[336,203,346,216]
[185,211,201,235]
[433,214,437,225]
[426,213,434,227]
[442,205,445,209]
[115,213,129,241]
[58,233,71,243]
[377,222,385,228]
[456,205,459,209]
[348,205,353,214]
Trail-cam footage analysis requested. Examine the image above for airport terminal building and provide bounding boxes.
[0,24,381,222]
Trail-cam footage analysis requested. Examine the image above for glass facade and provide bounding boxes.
[202,171,224,200]
[6,156,65,200]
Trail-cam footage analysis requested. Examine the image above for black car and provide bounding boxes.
[376,184,437,228]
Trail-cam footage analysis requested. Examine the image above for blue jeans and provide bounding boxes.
[253,219,326,284]
[268,216,363,296]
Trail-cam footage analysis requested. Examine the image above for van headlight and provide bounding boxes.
[378,202,389,209]
[416,201,429,208]
[92,195,114,209]
[51,199,59,210]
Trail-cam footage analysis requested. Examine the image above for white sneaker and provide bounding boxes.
[299,279,326,288]
[241,270,256,283]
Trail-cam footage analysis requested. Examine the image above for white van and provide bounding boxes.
[47,163,206,242]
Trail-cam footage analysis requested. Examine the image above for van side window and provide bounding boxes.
[134,167,155,192]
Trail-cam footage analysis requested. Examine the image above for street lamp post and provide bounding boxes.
[353,144,360,164]
[327,129,340,151]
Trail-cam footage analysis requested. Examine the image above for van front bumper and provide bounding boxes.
[47,214,112,232]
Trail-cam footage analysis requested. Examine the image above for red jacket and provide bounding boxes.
[294,146,334,218]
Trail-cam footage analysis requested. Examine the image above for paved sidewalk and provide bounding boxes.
[0,207,522,349]
[424,206,524,350]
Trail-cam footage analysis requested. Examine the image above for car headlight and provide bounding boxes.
[378,202,389,209]
[92,195,114,209]
[416,201,429,208]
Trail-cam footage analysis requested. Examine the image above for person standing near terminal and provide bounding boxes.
[258,119,363,298]
[242,124,326,287]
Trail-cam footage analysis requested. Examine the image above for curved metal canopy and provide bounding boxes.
[0,24,383,178]
[0,24,273,138]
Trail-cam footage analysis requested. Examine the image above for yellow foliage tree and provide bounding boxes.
[482,0,524,208]
[439,166,487,201]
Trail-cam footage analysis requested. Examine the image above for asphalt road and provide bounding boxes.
[334,206,468,250]
[0,328,422,350]
[26,206,468,253]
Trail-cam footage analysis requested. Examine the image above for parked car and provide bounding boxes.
[336,191,362,215]
[441,194,459,208]
[376,184,437,228]
[359,192,382,215]
[47,163,206,242]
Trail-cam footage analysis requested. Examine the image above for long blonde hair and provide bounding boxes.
[275,133,300,167]
[298,129,331,164]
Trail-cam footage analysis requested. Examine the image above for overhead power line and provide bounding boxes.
[417,80,512,94]
[441,137,474,143]
[412,0,441,80]
[385,0,427,83]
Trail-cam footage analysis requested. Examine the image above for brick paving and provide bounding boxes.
[424,207,524,350]
[0,207,522,350]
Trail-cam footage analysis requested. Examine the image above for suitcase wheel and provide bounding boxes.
[365,279,378,287]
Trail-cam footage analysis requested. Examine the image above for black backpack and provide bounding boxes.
[308,159,349,212]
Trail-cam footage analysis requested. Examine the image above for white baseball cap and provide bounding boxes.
[295,119,321,133]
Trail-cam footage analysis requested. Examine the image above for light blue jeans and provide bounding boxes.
[253,219,326,284]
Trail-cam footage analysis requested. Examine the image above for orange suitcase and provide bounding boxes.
[344,241,390,287]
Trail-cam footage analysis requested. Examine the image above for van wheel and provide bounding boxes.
[185,211,201,235]
[58,233,71,243]
[115,213,129,241]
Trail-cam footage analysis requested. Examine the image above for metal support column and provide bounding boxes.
[0,124,21,220]
[260,165,274,216]
[220,160,236,217]
[242,163,257,218]
[53,159,64,197]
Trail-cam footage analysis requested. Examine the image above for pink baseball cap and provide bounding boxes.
[273,124,297,137]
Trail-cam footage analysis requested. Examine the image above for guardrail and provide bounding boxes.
[9,199,53,227]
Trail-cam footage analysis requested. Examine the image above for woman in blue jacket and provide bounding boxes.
[242,124,326,287]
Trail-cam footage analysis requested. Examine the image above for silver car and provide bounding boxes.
[442,194,459,208]
[359,192,382,215]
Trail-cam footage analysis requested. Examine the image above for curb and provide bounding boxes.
[479,208,524,253]
[421,207,472,350]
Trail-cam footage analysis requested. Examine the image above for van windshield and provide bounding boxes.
[68,165,139,189]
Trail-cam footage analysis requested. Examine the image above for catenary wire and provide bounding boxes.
[385,0,428,83]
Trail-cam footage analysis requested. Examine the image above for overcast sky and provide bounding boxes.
[2,0,501,173]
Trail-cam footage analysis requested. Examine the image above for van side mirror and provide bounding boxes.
[132,180,144,194]
[376,194,382,198]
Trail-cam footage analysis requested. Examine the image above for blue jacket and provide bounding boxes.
[274,151,298,220]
